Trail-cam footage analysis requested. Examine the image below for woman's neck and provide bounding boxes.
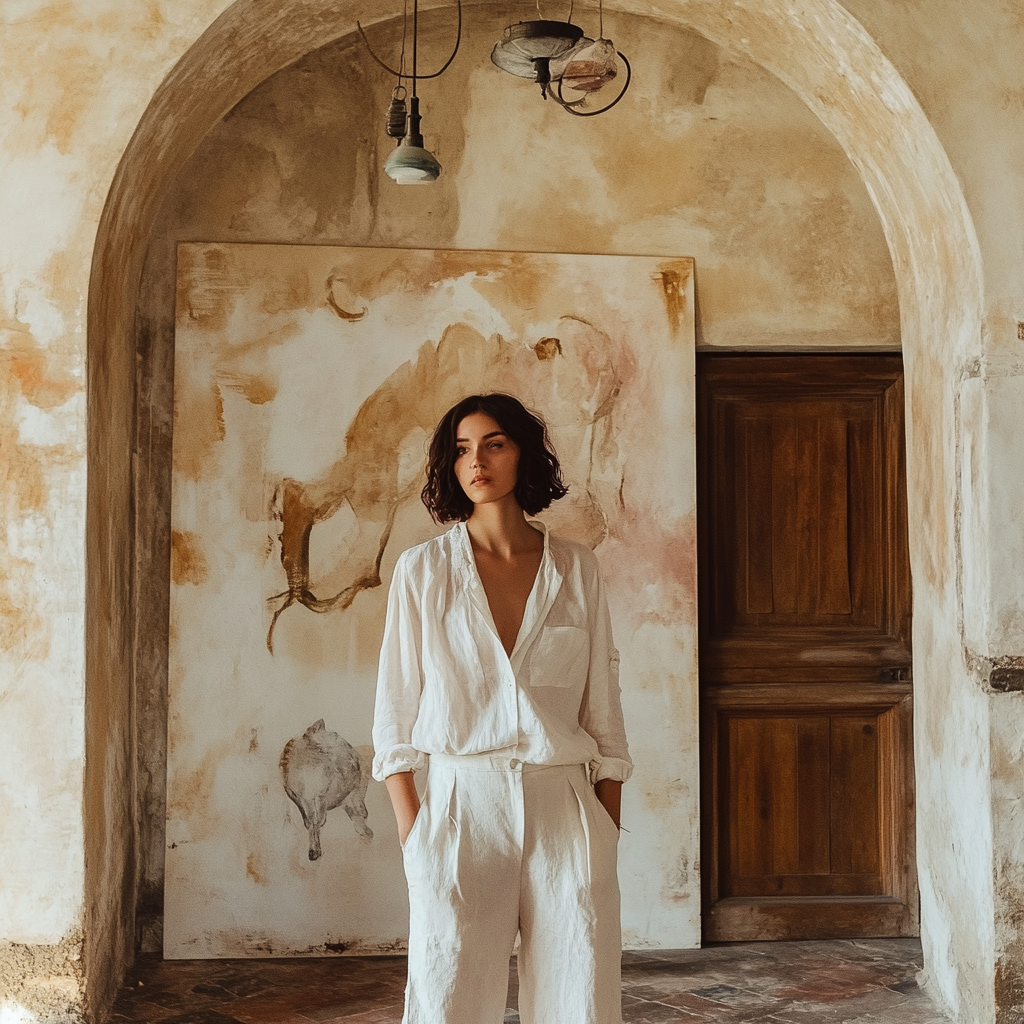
[465,497,543,558]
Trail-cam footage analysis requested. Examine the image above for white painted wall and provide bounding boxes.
[0,2,233,1017]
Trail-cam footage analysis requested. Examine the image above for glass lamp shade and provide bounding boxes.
[559,37,619,92]
[491,20,584,79]
[384,141,441,184]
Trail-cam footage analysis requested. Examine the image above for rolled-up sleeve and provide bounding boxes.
[371,551,429,781]
[579,556,633,784]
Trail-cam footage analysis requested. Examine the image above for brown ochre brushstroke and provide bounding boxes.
[326,270,367,322]
[534,337,562,360]
[658,268,688,334]
[266,314,633,653]
[171,531,209,586]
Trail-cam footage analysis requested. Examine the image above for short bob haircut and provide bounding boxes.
[422,393,568,523]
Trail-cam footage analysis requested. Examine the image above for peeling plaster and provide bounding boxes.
[0,934,85,1022]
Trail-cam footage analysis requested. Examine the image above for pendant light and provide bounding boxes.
[491,0,631,116]
[359,0,462,184]
[490,20,584,100]
[384,96,441,184]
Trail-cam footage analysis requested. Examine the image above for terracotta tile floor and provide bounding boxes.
[109,939,949,1024]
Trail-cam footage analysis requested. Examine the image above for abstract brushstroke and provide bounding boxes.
[265,315,634,651]
[281,720,373,861]
[659,270,687,334]
[326,269,368,322]
[534,337,562,360]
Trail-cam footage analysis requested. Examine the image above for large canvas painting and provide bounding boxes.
[166,243,699,957]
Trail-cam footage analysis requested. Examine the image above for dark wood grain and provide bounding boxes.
[698,354,917,941]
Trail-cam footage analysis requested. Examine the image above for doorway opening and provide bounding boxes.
[697,353,917,941]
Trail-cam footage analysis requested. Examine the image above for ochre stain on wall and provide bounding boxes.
[5,336,79,410]
[170,531,209,586]
[43,44,100,155]
[0,334,81,660]
[659,267,690,336]
[220,372,278,405]
[246,852,270,886]
[172,383,225,482]
[0,594,47,663]
[164,734,245,849]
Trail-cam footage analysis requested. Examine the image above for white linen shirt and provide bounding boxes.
[371,520,632,784]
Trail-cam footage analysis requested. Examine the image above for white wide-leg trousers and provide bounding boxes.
[401,753,623,1024]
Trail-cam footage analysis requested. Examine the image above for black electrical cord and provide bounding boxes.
[357,0,462,81]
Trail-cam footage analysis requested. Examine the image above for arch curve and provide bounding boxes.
[85,0,984,1017]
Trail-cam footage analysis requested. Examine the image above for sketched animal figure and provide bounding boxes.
[281,720,373,860]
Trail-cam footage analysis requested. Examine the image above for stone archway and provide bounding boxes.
[85,1,986,1019]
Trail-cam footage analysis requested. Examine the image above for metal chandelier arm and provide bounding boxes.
[357,0,462,81]
[556,50,631,117]
[546,84,588,109]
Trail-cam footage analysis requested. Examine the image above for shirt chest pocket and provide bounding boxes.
[529,625,589,688]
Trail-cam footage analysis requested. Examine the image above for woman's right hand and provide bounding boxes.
[384,771,421,846]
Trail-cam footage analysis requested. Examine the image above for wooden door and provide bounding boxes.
[698,354,917,941]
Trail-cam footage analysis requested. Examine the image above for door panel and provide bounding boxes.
[698,355,917,941]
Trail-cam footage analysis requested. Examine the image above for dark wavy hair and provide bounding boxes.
[421,393,568,523]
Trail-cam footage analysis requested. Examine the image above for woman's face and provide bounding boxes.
[454,412,521,508]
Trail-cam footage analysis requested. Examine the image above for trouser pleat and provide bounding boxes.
[401,759,621,1024]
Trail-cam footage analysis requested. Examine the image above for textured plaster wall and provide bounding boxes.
[841,0,1024,649]
[0,0,1021,1021]
[837,4,1024,1020]
[0,2,226,1020]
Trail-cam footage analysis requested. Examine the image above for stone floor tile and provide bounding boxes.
[219,977,289,999]
[691,983,773,1007]
[622,987,714,1015]
[865,1006,953,1024]
[300,999,387,1021]
[221,995,318,1023]
[772,969,902,1003]
[109,939,950,1024]
[623,996,707,1022]
[301,1006,404,1023]
[188,983,238,1001]
[107,997,184,1021]
[768,1011,864,1024]
[766,990,915,1024]
[232,1014,310,1024]
[154,1013,251,1024]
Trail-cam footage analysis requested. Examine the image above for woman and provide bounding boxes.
[372,393,631,1024]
